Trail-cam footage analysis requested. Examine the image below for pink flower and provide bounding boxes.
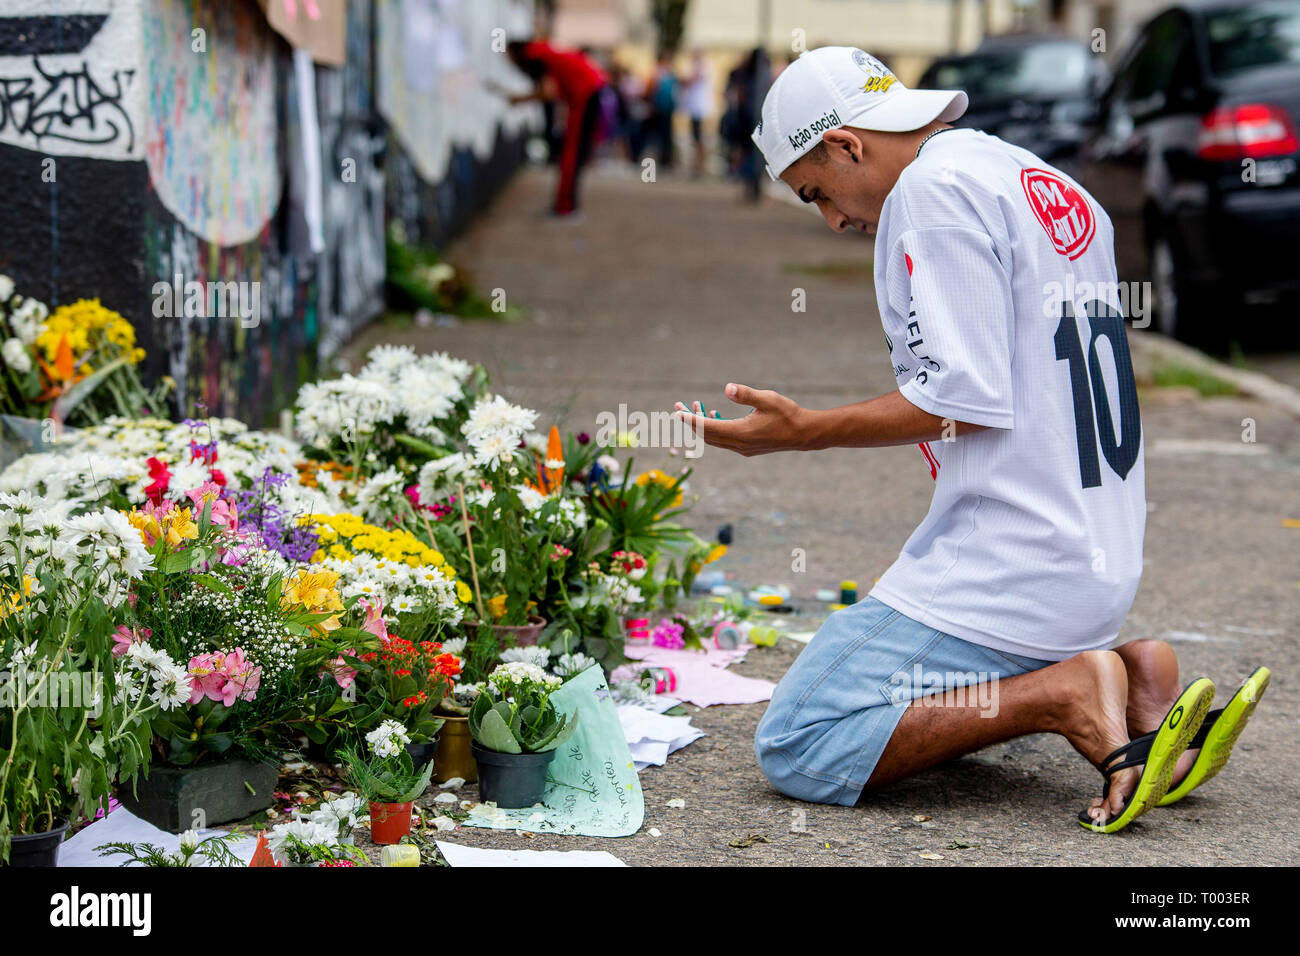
[187,652,226,704]
[651,620,685,650]
[360,598,388,641]
[111,625,151,657]
[186,483,238,531]
[218,648,260,705]
[321,655,357,689]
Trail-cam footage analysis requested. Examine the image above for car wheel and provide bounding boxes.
[1150,236,1183,339]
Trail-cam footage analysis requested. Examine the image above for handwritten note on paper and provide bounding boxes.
[462,666,645,837]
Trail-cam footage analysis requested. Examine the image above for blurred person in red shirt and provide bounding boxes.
[508,40,609,216]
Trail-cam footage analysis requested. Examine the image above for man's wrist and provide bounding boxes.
[794,406,829,451]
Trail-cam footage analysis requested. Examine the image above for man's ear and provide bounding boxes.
[821,128,864,165]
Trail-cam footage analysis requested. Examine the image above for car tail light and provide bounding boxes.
[1197,103,1299,160]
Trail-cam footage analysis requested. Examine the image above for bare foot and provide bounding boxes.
[1115,639,1198,787]
[1056,650,1139,823]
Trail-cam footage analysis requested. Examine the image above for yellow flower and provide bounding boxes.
[485,593,507,621]
[36,298,145,368]
[0,575,35,619]
[635,469,683,509]
[164,508,198,549]
[705,544,728,564]
[455,580,473,604]
[126,506,197,550]
[282,568,344,632]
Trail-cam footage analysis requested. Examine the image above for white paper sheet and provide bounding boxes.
[436,841,626,867]
[58,807,258,867]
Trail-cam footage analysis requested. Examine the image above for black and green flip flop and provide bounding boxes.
[1077,677,1215,833]
[1158,666,1270,806]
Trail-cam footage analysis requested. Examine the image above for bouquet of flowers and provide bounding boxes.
[0,491,161,861]
[343,598,463,744]
[295,344,485,480]
[120,488,358,765]
[0,279,171,426]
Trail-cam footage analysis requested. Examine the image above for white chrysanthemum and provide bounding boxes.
[3,338,31,374]
[461,395,537,469]
[309,791,363,836]
[268,818,339,861]
[353,467,406,524]
[515,485,547,513]
[439,636,468,656]
[500,646,551,670]
[0,274,12,301]
[420,351,473,382]
[360,344,418,379]
[165,460,211,499]
[295,376,400,447]
[416,453,476,502]
[151,662,192,712]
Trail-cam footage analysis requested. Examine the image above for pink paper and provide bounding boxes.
[623,644,775,708]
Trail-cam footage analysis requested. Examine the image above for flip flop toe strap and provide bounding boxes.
[1094,734,1155,799]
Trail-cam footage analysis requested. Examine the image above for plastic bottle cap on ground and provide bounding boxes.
[758,594,784,606]
[840,580,858,590]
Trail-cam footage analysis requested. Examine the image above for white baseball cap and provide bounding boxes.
[752,46,968,181]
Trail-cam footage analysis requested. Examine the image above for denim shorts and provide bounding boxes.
[754,596,1051,806]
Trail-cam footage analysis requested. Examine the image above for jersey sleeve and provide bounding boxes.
[885,226,1016,429]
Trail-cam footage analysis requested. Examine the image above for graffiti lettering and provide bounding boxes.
[0,57,135,149]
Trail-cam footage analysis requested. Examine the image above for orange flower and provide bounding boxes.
[523,426,566,495]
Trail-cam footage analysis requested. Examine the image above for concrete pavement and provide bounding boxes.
[344,164,1299,865]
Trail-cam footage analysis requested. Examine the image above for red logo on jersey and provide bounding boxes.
[1020,168,1096,260]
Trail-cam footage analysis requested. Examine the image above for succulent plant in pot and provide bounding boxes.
[340,720,435,845]
[467,662,578,808]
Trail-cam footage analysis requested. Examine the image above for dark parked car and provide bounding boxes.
[1080,0,1300,345]
[918,34,1105,171]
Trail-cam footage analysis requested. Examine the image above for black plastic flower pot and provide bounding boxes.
[471,743,556,809]
[405,739,439,772]
[117,758,280,833]
[6,819,70,867]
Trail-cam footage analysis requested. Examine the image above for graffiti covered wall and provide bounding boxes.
[0,0,533,424]
[316,0,384,358]
[378,0,535,246]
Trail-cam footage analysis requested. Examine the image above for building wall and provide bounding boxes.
[377,0,536,247]
[0,0,533,425]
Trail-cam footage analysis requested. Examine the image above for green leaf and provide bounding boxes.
[537,709,579,753]
[475,708,522,754]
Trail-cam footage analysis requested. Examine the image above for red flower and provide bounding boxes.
[209,468,227,487]
[144,457,171,506]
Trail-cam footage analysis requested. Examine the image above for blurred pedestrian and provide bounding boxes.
[645,52,679,170]
[722,48,771,201]
[684,49,713,177]
[507,39,610,217]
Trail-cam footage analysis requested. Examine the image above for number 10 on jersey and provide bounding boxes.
[1053,300,1142,489]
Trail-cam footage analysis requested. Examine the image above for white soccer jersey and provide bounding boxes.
[868,129,1146,662]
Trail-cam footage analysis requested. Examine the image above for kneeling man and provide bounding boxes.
[676,47,1269,832]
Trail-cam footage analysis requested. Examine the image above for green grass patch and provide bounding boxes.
[784,259,873,280]
[1150,360,1238,398]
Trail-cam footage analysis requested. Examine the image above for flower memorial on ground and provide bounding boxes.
[0,277,727,865]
